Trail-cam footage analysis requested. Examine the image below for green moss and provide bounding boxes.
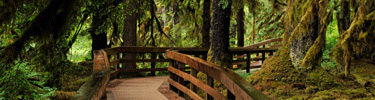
[305,69,338,89]
[51,91,76,100]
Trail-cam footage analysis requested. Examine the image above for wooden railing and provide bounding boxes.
[73,50,111,100]
[233,38,282,72]
[73,38,282,99]
[167,50,271,100]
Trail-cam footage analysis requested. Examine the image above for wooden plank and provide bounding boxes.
[230,47,278,54]
[116,59,170,63]
[246,53,250,73]
[168,66,227,100]
[232,58,263,63]
[169,60,178,93]
[227,90,235,100]
[242,38,282,48]
[104,46,208,56]
[190,67,198,96]
[269,44,282,48]
[168,78,204,100]
[117,68,167,73]
[151,53,156,76]
[262,51,265,63]
[207,75,214,100]
[104,46,170,55]
[178,62,185,97]
[166,50,271,100]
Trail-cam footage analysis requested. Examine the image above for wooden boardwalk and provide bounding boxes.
[106,76,182,100]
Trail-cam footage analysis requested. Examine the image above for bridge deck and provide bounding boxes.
[106,76,182,100]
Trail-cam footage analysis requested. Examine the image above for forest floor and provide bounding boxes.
[247,53,375,99]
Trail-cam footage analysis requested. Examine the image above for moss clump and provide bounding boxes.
[247,46,375,99]
[305,69,339,89]
[51,91,76,100]
[247,46,300,85]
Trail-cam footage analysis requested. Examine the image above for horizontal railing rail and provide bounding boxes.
[166,50,271,100]
[73,38,282,99]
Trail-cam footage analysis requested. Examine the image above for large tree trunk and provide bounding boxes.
[289,1,320,71]
[201,0,211,48]
[332,0,375,77]
[338,0,350,34]
[122,0,138,69]
[332,0,351,72]
[287,0,331,71]
[90,10,109,58]
[207,0,232,68]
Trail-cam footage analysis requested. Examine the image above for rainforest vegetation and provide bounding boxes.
[0,0,374,99]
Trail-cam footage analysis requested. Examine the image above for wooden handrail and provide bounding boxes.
[73,38,281,99]
[243,38,282,48]
[166,50,271,100]
[73,50,111,100]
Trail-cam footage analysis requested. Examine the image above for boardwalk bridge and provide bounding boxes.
[73,38,282,100]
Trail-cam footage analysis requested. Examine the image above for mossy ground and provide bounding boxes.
[247,47,375,99]
[51,61,92,99]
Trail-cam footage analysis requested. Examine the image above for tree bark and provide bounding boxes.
[338,0,350,34]
[90,8,109,58]
[122,0,138,69]
[252,11,256,43]
[201,0,211,47]
[237,7,244,47]
[207,0,232,68]
[289,0,322,71]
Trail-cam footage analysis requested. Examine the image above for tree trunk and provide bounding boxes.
[90,9,109,58]
[252,11,256,43]
[338,0,350,34]
[332,0,375,77]
[333,0,351,72]
[237,7,244,47]
[122,0,138,69]
[201,0,211,48]
[207,0,232,68]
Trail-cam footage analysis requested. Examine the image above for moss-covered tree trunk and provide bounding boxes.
[332,0,375,77]
[122,0,138,69]
[285,0,331,71]
[338,0,351,34]
[201,0,211,48]
[207,0,232,68]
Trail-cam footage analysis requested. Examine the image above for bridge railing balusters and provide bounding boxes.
[74,38,282,99]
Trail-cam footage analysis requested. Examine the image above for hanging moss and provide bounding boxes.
[331,0,375,76]
[247,0,375,99]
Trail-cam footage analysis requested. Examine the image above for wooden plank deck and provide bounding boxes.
[106,76,183,100]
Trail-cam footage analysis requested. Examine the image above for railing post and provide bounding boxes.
[227,90,235,100]
[151,53,156,76]
[246,53,251,73]
[256,46,259,56]
[262,51,266,63]
[207,75,214,100]
[114,53,119,78]
[190,68,197,100]
[177,62,185,97]
[169,60,178,93]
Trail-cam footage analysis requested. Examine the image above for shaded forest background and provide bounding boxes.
[0,0,374,99]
